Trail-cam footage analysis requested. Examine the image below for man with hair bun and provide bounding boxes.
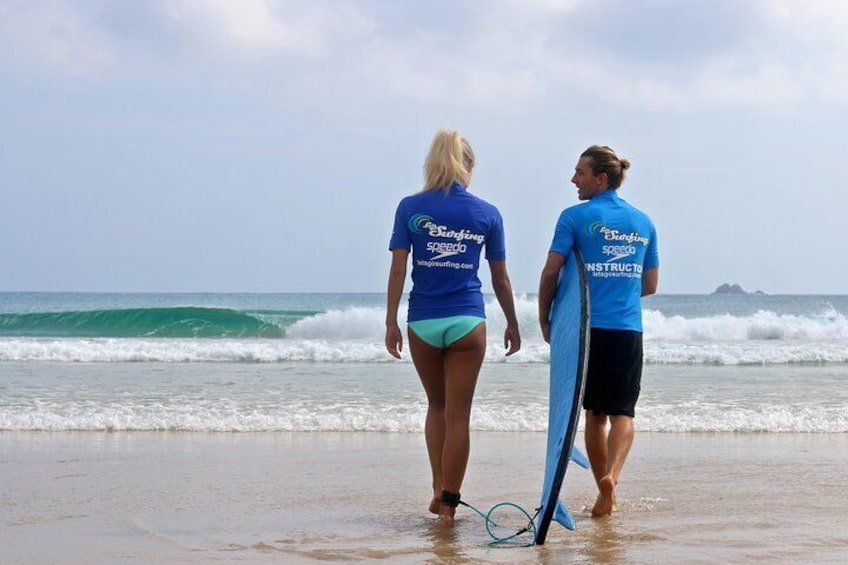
[538,145,659,517]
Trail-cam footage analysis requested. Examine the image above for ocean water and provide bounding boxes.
[1,292,847,433]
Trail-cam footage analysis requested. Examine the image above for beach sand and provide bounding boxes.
[2,431,847,564]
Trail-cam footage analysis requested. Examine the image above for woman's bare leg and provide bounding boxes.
[408,323,486,526]
[408,329,446,515]
[440,324,486,495]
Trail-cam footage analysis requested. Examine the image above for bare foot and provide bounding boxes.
[429,495,440,515]
[438,504,456,527]
[591,476,616,517]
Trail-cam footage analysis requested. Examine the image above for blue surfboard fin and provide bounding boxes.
[570,447,590,469]
[553,500,576,531]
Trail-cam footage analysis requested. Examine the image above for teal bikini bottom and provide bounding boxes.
[408,315,486,348]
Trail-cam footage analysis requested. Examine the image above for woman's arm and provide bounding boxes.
[385,248,409,359]
[488,259,521,356]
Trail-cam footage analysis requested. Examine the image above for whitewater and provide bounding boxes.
[1,292,847,433]
[1,293,846,365]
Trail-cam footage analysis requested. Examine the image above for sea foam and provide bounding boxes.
[0,296,846,365]
[1,337,845,366]
[3,401,845,433]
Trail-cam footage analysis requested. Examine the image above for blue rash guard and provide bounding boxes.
[550,190,659,332]
[389,182,506,322]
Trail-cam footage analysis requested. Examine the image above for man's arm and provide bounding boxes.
[538,251,566,343]
[641,267,658,297]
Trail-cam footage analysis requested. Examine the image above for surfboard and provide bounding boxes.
[535,248,590,545]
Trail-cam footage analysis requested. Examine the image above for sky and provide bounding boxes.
[1,0,847,294]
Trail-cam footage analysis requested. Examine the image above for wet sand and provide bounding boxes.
[2,431,847,564]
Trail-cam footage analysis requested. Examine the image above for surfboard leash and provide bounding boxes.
[457,499,540,547]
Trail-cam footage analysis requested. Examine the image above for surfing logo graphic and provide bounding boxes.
[408,214,434,234]
[587,222,649,246]
[602,244,636,262]
[585,221,604,238]
[407,213,480,267]
[585,222,647,278]
[426,240,467,260]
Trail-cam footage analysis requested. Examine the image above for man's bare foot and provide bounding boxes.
[591,475,616,517]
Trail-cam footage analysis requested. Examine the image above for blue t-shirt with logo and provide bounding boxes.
[550,190,659,332]
[389,182,506,322]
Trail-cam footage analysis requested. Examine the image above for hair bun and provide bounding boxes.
[620,158,631,171]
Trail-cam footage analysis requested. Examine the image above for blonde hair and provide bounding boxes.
[581,145,631,190]
[422,129,475,193]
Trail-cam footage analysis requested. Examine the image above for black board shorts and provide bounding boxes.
[582,328,643,418]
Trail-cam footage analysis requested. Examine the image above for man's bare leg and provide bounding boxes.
[584,410,609,486]
[590,414,634,517]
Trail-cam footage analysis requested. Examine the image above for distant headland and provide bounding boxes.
[712,283,767,295]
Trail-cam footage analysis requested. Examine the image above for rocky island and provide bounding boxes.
[712,283,766,295]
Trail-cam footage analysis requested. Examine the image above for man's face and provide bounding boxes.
[571,156,607,200]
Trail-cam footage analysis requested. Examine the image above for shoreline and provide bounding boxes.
[3,431,847,564]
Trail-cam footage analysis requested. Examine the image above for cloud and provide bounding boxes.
[339,0,825,111]
[0,0,377,75]
[3,0,848,112]
[501,0,581,14]
[762,0,848,104]
[350,23,547,107]
[158,0,375,60]
[625,61,803,111]
[0,0,115,75]
[472,0,839,112]
[768,0,848,48]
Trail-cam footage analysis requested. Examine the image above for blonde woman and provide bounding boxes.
[385,129,520,526]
